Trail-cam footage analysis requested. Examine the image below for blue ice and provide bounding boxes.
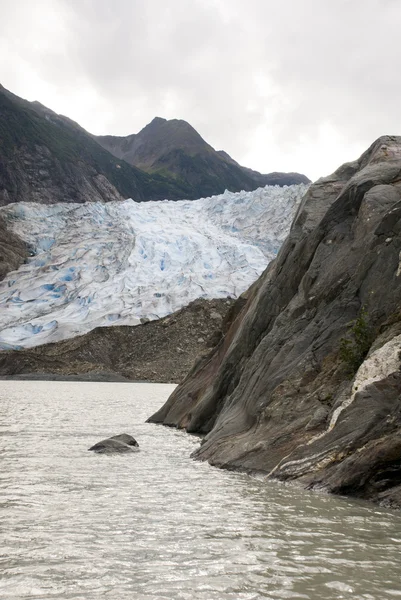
[107,313,120,322]
[42,320,57,331]
[59,273,74,282]
[23,324,43,335]
[0,342,23,351]
[37,238,55,252]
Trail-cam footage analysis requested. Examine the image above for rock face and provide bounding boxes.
[149,135,401,508]
[96,117,310,198]
[0,214,27,281]
[0,298,236,382]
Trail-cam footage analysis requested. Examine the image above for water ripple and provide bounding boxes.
[1,381,401,599]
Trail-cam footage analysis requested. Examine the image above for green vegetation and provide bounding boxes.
[339,307,374,376]
[149,148,257,199]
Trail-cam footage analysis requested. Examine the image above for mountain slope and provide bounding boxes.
[96,117,310,198]
[0,85,309,206]
[97,117,213,170]
[0,85,193,206]
[149,135,401,508]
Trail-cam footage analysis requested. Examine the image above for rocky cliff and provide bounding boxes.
[149,135,401,508]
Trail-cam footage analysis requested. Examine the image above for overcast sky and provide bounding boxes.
[1,0,400,181]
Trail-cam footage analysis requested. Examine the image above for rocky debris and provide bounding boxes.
[0,298,236,382]
[148,135,401,508]
[88,433,139,453]
[0,214,27,281]
[0,372,130,382]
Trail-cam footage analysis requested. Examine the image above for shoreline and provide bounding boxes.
[0,373,178,383]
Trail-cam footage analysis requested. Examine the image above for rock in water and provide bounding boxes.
[148,135,401,508]
[108,434,139,447]
[88,433,139,453]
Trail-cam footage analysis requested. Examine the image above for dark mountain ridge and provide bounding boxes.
[0,84,309,206]
[0,84,193,205]
[96,116,310,197]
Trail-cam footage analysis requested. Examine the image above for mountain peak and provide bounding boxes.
[141,116,206,142]
[96,116,310,195]
[149,116,167,125]
[96,115,213,174]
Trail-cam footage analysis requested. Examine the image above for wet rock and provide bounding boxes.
[88,433,139,454]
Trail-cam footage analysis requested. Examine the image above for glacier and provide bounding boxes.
[0,184,308,349]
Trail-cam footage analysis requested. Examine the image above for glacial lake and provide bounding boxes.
[1,380,401,600]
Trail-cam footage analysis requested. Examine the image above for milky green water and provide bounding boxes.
[1,380,401,600]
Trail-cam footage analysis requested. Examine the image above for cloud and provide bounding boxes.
[1,0,400,180]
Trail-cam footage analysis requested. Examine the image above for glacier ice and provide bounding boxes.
[0,184,308,349]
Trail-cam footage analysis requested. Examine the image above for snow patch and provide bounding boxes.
[352,334,401,396]
[311,334,401,443]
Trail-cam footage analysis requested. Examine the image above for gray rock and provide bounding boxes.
[210,311,222,321]
[305,406,329,431]
[0,214,27,281]
[148,135,401,507]
[88,433,139,454]
[108,434,139,447]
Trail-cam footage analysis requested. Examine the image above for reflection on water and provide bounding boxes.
[1,380,401,600]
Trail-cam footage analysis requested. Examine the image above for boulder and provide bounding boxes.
[88,433,139,453]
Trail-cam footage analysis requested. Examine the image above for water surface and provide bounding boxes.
[1,381,401,599]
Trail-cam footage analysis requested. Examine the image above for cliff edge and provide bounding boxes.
[149,135,401,508]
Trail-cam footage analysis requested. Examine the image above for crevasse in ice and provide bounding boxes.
[0,184,308,349]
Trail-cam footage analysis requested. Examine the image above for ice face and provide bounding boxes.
[0,185,308,349]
